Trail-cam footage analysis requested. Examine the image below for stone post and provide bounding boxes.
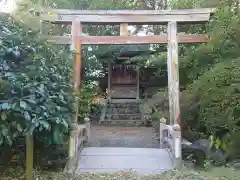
[172,124,182,168]
[159,117,167,148]
[84,117,91,141]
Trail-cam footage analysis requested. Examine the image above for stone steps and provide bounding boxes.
[107,108,140,114]
[100,100,142,125]
[107,114,141,121]
[100,120,143,126]
[108,103,139,108]
[107,105,140,115]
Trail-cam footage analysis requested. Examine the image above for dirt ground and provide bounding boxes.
[90,124,155,137]
[88,124,159,148]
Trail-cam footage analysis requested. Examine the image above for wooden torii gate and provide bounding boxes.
[39,8,214,170]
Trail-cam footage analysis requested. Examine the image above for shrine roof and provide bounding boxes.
[97,45,156,60]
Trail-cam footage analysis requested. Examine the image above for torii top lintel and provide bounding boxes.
[40,8,215,25]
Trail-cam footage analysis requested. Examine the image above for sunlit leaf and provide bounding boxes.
[17,124,23,132]
[39,120,50,130]
[1,112,7,120]
[20,101,27,109]
[24,111,31,121]
[0,103,11,110]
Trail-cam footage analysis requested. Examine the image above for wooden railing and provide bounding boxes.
[159,118,181,168]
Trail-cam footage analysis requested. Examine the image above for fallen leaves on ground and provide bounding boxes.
[1,167,240,180]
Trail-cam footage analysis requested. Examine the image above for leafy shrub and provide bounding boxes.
[182,54,240,159]
[176,6,240,159]
[0,13,73,146]
[77,85,101,123]
[179,7,240,87]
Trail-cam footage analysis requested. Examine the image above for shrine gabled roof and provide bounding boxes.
[100,50,155,59]
[96,45,156,60]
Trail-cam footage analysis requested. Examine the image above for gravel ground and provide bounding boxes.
[90,125,155,137]
[2,167,240,180]
[88,125,160,148]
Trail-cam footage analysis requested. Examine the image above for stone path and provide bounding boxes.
[88,125,160,148]
[76,147,173,174]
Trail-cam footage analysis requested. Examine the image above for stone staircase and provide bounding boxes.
[99,99,143,126]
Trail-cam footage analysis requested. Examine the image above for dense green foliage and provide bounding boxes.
[0,14,74,145]
[180,7,240,159]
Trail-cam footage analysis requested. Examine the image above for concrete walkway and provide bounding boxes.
[76,147,173,174]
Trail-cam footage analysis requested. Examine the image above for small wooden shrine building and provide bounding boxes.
[97,46,157,100]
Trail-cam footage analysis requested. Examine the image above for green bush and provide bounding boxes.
[179,6,240,159]
[182,48,240,159]
[179,7,240,87]
[0,13,73,146]
[77,85,100,123]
